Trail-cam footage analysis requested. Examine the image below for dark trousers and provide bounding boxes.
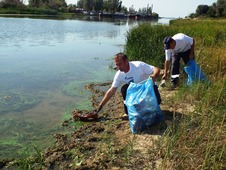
[171,49,193,84]
[121,84,162,115]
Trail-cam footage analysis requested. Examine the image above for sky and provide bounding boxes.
[65,0,217,18]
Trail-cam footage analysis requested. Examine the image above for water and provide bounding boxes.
[0,15,169,158]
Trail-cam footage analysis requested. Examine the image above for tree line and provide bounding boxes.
[0,0,225,18]
[0,0,153,15]
[190,0,226,18]
[0,0,67,11]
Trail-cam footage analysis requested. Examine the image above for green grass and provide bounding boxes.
[14,145,44,170]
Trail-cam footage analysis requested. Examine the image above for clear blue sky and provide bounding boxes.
[66,0,216,18]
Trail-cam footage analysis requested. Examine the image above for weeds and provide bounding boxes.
[66,148,84,168]
[11,145,44,170]
[123,136,135,164]
[157,82,225,169]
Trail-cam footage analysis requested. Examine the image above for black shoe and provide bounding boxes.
[171,77,179,89]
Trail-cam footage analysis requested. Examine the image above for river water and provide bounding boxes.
[0,15,169,158]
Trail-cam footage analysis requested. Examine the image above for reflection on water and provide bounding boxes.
[0,15,169,158]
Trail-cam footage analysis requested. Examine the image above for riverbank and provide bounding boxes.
[1,74,225,169]
[0,81,187,169]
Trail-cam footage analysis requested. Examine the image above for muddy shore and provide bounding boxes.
[1,81,181,169]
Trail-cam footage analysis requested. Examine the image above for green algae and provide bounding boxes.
[0,92,42,113]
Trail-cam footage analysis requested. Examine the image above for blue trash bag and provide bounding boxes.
[125,78,164,134]
[184,60,207,86]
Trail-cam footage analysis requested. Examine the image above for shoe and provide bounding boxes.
[122,113,128,120]
[171,77,179,89]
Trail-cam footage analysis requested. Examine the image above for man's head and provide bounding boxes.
[163,36,174,50]
[114,53,129,73]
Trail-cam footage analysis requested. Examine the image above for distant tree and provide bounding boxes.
[147,5,152,15]
[208,2,217,17]
[189,12,197,18]
[28,0,45,8]
[120,5,127,13]
[84,0,93,11]
[191,0,226,18]
[77,0,102,11]
[29,0,66,10]
[0,0,24,8]
[216,0,226,17]
[138,5,152,15]
[128,5,135,14]
[113,0,122,12]
[138,8,144,14]
[48,0,67,11]
[196,5,209,16]
[67,4,77,12]
[94,0,103,12]
[102,0,121,13]
[151,12,158,18]
[77,0,85,8]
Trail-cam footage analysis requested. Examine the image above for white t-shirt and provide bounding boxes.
[112,61,155,88]
[165,33,194,61]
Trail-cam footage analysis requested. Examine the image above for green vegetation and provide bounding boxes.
[0,92,42,113]
[62,80,94,110]
[0,0,156,15]
[0,117,58,159]
[190,0,226,18]
[0,0,66,14]
[15,145,44,169]
[126,24,170,68]
[126,19,226,169]
[126,19,226,68]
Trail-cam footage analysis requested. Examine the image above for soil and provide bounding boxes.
[1,81,189,169]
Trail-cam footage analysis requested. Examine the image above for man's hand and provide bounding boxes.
[151,67,160,82]
[163,60,170,80]
[162,74,167,80]
[151,75,156,82]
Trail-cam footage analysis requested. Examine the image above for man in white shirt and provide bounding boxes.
[97,52,161,115]
[162,33,195,88]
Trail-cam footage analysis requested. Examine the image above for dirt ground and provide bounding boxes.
[1,82,186,169]
[35,81,187,170]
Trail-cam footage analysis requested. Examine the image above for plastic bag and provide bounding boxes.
[125,78,164,134]
[184,60,207,86]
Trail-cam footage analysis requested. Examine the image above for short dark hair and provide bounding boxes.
[163,36,173,49]
[115,53,128,61]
